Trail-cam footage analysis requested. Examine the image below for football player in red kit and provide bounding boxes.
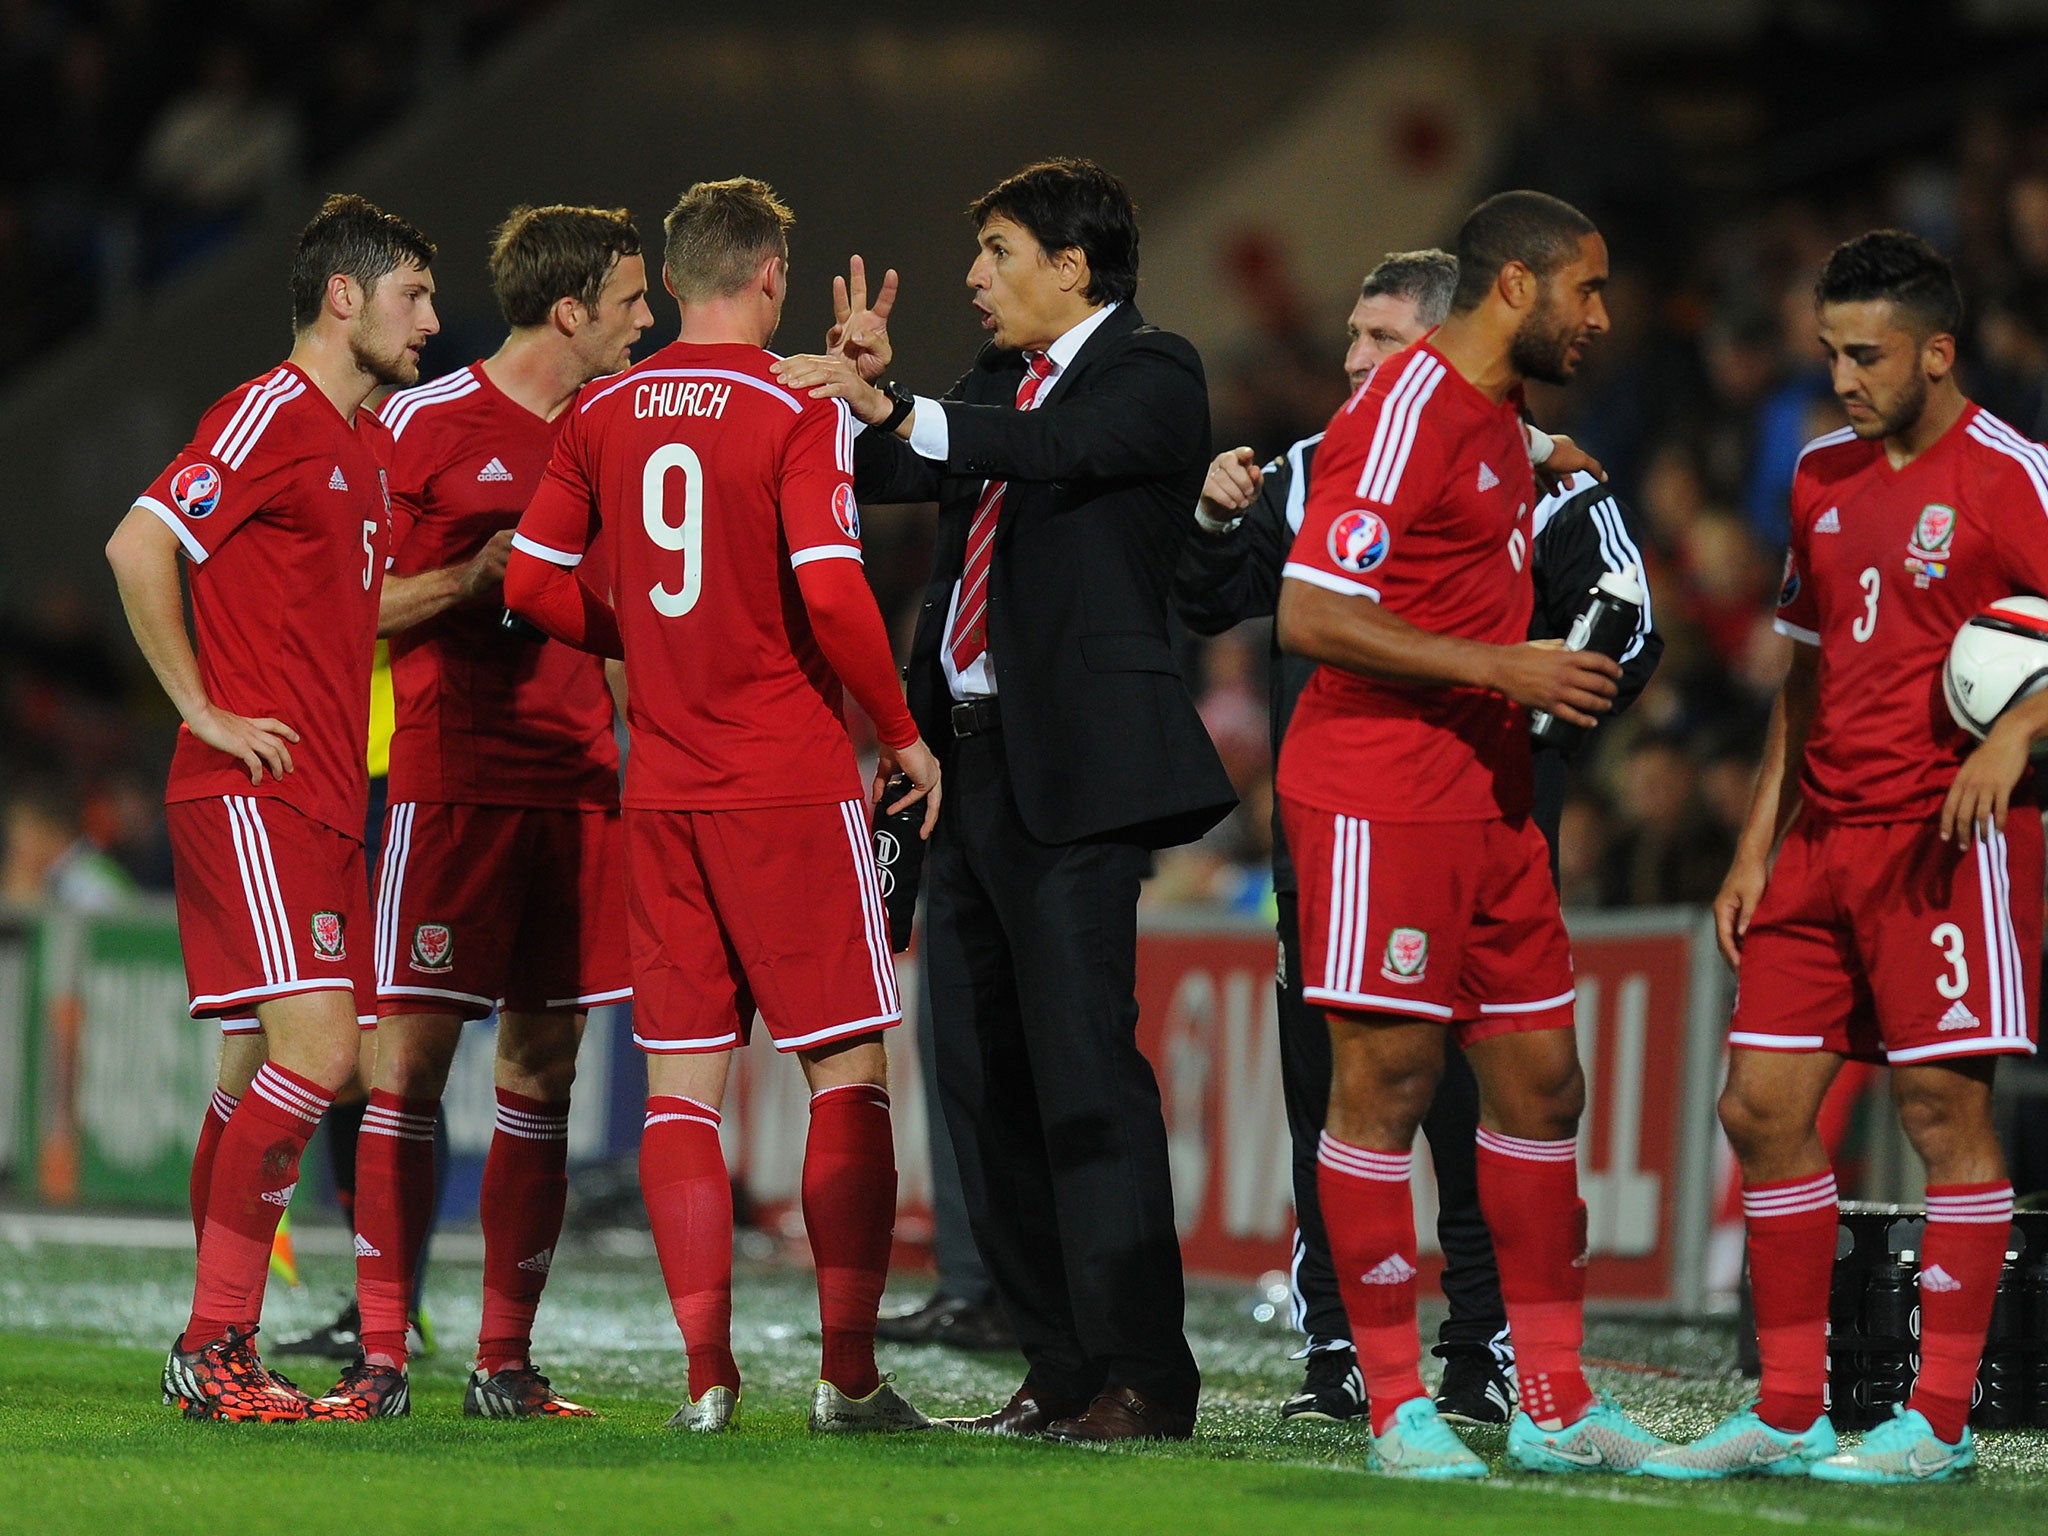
[1275,191,1667,1478]
[105,194,438,1421]
[504,177,941,1434]
[315,207,653,1421]
[1648,232,2048,1483]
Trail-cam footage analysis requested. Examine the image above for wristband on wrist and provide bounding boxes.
[1525,424,1556,465]
[1194,504,1243,535]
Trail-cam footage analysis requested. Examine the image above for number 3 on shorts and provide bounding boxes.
[1931,920,1969,1000]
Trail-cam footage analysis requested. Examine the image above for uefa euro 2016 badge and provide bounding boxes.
[833,483,861,540]
[171,461,222,519]
[1327,510,1391,575]
[1380,927,1429,985]
[1905,502,1956,587]
[311,911,347,961]
[410,922,454,973]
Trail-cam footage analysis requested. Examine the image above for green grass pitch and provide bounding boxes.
[3,1234,2046,1534]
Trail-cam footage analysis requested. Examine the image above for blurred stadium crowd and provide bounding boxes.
[11,21,2048,919]
[0,0,553,375]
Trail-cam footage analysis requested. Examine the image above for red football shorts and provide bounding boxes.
[625,799,902,1055]
[167,795,374,1028]
[1731,813,2043,1064]
[1281,799,1577,1043]
[372,801,630,1020]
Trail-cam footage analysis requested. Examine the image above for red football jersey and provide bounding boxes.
[377,363,619,810]
[1775,404,2048,823]
[136,362,391,840]
[513,340,866,811]
[1277,341,1538,823]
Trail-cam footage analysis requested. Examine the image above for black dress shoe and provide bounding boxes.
[874,1292,1017,1351]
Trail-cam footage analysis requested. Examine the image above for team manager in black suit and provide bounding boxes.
[776,158,1235,1442]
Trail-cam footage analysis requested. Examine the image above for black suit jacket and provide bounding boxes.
[855,303,1235,849]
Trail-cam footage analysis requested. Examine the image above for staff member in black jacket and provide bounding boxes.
[777,159,1235,1443]
[1175,248,1661,1429]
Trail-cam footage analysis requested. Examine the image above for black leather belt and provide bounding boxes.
[950,697,1001,737]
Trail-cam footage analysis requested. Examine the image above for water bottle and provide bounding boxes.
[1862,1260,1917,1414]
[871,775,927,953]
[1529,563,1646,749]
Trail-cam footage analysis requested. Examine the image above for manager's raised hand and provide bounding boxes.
[824,253,898,382]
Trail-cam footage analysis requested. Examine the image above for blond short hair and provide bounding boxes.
[661,177,794,302]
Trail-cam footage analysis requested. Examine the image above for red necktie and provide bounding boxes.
[948,351,1055,675]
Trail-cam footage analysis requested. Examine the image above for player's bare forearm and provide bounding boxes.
[1750,646,1818,856]
[106,505,299,782]
[1276,577,1619,725]
[1941,686,2048,849]
[1279,576,1490,685]
[106,508,210,722]
[378,529,514,636]
[1716,646,1814,967]
[376,565,466,636]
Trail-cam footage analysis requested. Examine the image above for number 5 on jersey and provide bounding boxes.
[645,443,703,617]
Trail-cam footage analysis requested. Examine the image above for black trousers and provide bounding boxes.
[924,730,1200,1412]
[1275,891,1508,1357]
[912,957,992,1304]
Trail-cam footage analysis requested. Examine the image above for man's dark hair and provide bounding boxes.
[970,157,1139,306]
[490,205,641,327]
[1449,191,1596,315]
[289,193,435,331]
[1814,229,1965,338]
[662,177,793,303]
[1361,249,1459,329]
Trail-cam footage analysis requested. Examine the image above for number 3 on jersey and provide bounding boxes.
[644,442,703,617]
[1853,566,1880,642]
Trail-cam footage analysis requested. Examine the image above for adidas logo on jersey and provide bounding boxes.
[354,1232,382,1258]
[1815,506,1841,532]
[1360,1254,1418,1286]
[328,466,349,492]
[1476,461,1500,492]
[1922,1263,1963,1293]
[1938,1000,1981,1032]
[517,1247,554,1275]
[477,457,514,483]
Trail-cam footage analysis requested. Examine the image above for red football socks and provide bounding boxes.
[476,1089,571,1375]
[1475,1128,1594,1428]
[1910,1182,2013,1442]
[641,1096,739,1400]
[353,1090,439,1368]
[183,1064,330,1349]
[1741,1170,1838,1432]
[188,1086,239,1250]
[1317,1133,1426,1435]
[803,1084,896,1399]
